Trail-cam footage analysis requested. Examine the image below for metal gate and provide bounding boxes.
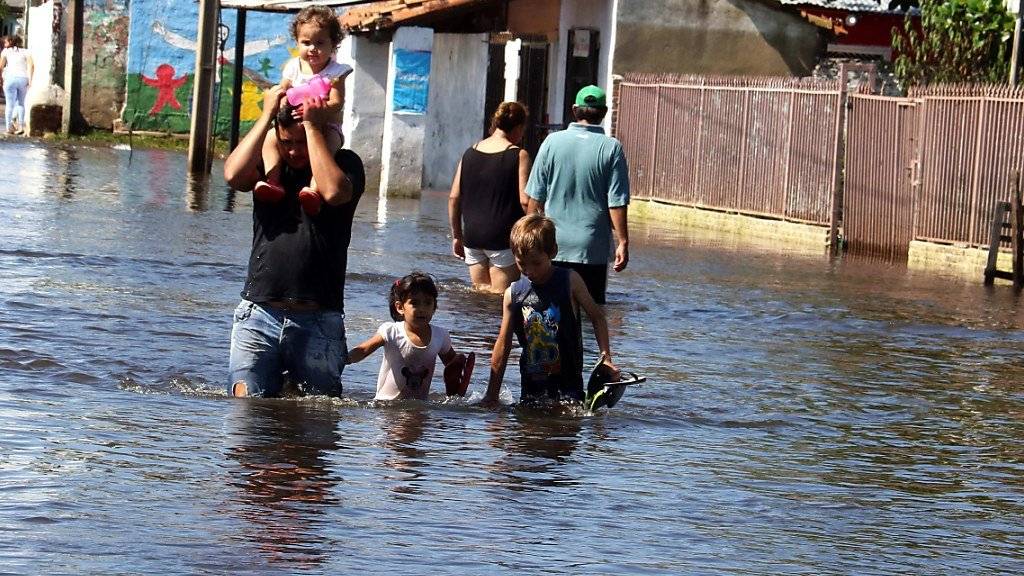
[843,95,920,259]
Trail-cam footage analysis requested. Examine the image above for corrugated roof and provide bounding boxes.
[777,0,915,13]
[340,0,494,33]
[218,0,373,14]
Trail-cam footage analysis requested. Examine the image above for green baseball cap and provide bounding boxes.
[574,85,606,107]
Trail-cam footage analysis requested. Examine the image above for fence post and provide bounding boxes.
[1013,171,1023,286]
[737,89,751,207]
[649,85,661,199]
[828,65,848,255]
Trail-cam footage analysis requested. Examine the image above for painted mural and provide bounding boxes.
[123,0,296,135]
[83,0,130,128]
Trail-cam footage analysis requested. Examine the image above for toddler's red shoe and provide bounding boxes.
[253,180,285,203]
[298,187,322,216]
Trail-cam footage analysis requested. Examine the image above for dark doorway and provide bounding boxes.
[563,27,599,126]
[483,35,551,158]
[516,40,549,159]
[483,39,506,138]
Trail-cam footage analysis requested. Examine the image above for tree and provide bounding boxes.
[893,0,1015,87]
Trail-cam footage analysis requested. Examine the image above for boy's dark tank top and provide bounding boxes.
[459,145,525,250]
[510,266,584,401]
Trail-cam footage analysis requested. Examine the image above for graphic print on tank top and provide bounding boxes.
[521,296,562,381]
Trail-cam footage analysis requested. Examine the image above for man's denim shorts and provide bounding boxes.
[228,299,347,397]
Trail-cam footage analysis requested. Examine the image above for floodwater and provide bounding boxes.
[1,140,1023,575]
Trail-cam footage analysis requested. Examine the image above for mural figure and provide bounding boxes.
[258,56,273,78]
[141,63,188,115]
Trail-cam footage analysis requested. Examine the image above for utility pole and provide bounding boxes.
[61,0,85,134]
[187,0,219,174]
[229,8,247,151]
[1011,0,1023,86]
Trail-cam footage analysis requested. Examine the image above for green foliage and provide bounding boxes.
[893,0,1016,87]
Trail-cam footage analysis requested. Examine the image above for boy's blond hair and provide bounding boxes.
[510,214,557,258]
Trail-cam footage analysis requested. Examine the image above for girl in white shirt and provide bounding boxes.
[0,35,33,135]
[348,272,474,401]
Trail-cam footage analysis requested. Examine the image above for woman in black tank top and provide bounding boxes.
[448,102,531,293]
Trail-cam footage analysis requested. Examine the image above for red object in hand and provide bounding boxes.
[444,351,475,396]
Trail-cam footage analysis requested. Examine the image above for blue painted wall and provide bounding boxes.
[123,0,296,134]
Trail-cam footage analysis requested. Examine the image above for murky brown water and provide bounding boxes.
[1,140,1023,574]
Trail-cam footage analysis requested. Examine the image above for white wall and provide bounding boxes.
[422,33,488,190]
[553,0,614,126]
[380,27,433,197]
[25,1,59,107]
[342,35,389,194]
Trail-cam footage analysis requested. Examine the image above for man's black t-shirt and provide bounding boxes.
[241,149,365,311]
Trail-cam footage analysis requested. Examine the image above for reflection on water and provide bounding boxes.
[224,400,342,568]
[1,142,1023,574]
[487,408,583,491]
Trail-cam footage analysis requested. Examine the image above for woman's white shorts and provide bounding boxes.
[464,247,516,268]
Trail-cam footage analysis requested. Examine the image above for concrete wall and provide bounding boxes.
[507,0,560,42]
[423,33,487,190]
[343,35,388,194]
[123,0,292,134]
[631,199,830,254]
[613,0,822,77]
[81,0,129,129]
[379,27,432,197]
[25,1,57,109]
[554,0,614,125]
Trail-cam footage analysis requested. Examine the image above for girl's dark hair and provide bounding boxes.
[490,101,528,134]
[292,6,344,47]
[388,272,438,321]
[8,35,22,48]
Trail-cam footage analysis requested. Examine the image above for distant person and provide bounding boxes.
[0,35,33,135]
[254,5,353,216]
[483,214,618,406]
[526,85,630,304]
[222,80,365,398]
[347,272,474,400]
[448,101,530,293]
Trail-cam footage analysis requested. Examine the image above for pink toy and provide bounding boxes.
[286,75,332,107]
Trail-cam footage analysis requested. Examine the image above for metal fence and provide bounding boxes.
[616,75,843,226]
[844,86,1024,257]
[616,74,1024,261]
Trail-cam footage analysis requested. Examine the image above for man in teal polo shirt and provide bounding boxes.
[526,85,630,304]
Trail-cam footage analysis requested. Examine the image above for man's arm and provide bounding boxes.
[608,143,631,272]
[483,287,515,406]
[224,85,284,191]
[610,206,629,272]
[302,96,351,206]
[525,141,548,213]
[570,270,620,378]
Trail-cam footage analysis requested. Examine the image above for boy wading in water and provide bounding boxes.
[484,214,619,406]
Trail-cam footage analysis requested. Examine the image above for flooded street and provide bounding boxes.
[1,140,1023,574]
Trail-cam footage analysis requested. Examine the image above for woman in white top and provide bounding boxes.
[0,35,33,135]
